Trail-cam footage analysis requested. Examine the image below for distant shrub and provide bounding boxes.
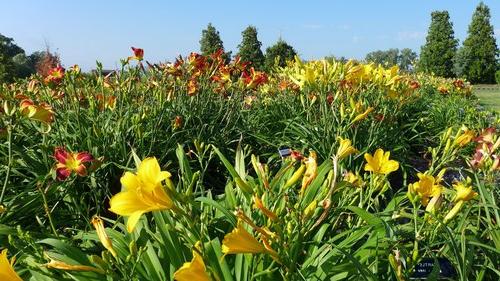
[496,70,500,84]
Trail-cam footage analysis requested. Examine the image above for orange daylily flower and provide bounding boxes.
[241,67,268,89]
[54,147,94,181]
[44,65,65,85]
[96,94,117,111]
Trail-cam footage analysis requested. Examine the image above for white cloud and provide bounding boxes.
[352,36,361,44]
[397,31,425,41]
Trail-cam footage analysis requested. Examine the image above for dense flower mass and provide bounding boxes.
[0,47,498,280]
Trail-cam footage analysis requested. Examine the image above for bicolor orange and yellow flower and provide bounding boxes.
[20,99,54,123]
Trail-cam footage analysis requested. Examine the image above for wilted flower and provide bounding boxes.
[253,195,277,221]
[344,171,364,188]
[301,151,317,193]
[19,99,54,123]
[173,115,183,130]
[0,249,22,281]
[91,216,117,258]
[364,148,399,175]
[109,157,174,232]
[54,147,94,181]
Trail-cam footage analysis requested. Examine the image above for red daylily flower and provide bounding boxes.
[128,47,144,61]
[54,147,94,181]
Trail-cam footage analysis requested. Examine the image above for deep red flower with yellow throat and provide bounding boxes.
[129,47,144,61]
[54,147,94,181]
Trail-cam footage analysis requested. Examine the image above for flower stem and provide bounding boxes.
[37,183,58,237]
[0,125,13,205]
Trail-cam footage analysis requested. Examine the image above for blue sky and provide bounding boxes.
[1,0,499,70]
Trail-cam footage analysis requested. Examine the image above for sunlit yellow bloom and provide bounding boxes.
[453,179,477,202]
[364,148,399,175]
[454,127,474,147]
[91,216,117,257]
[109,157,173,232]
[173,244,210,281]
[222,222,278,261]
[0,249,22,281]
[444,179,477,223]
[45,258,104,273]
[301,151,317,193]
[253,195,277,221]
[408,173,442,206]
[336,137,358,160]
[352,107,374,123]
[344,171,364,188]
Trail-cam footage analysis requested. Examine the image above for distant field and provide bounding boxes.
[474,84,500,112]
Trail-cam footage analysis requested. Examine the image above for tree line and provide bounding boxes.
[0,2,498,83]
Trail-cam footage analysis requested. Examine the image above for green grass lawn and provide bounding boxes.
[474,84,500,112]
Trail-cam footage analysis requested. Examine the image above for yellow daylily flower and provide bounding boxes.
[91,216,117,257]
[0,249,22,281]
[109,157,173,232]
[364,148,399,175]
[222,222,278,260]
[336,137,358,160]
[173,244,210,281]
[453,179,477,202]
[408,173,442,206]
[454,127,475,147]
[352,107,374,123]
[344,171,364,188]
[444,179,477,223]
[45,258,104,273]
[301,151,318,193]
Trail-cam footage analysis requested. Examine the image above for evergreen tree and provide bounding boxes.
[418,11,458,77]
[237,26,265,69]
[199,23,230,62]
[264,39,297,70]
[454,2,498,83]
